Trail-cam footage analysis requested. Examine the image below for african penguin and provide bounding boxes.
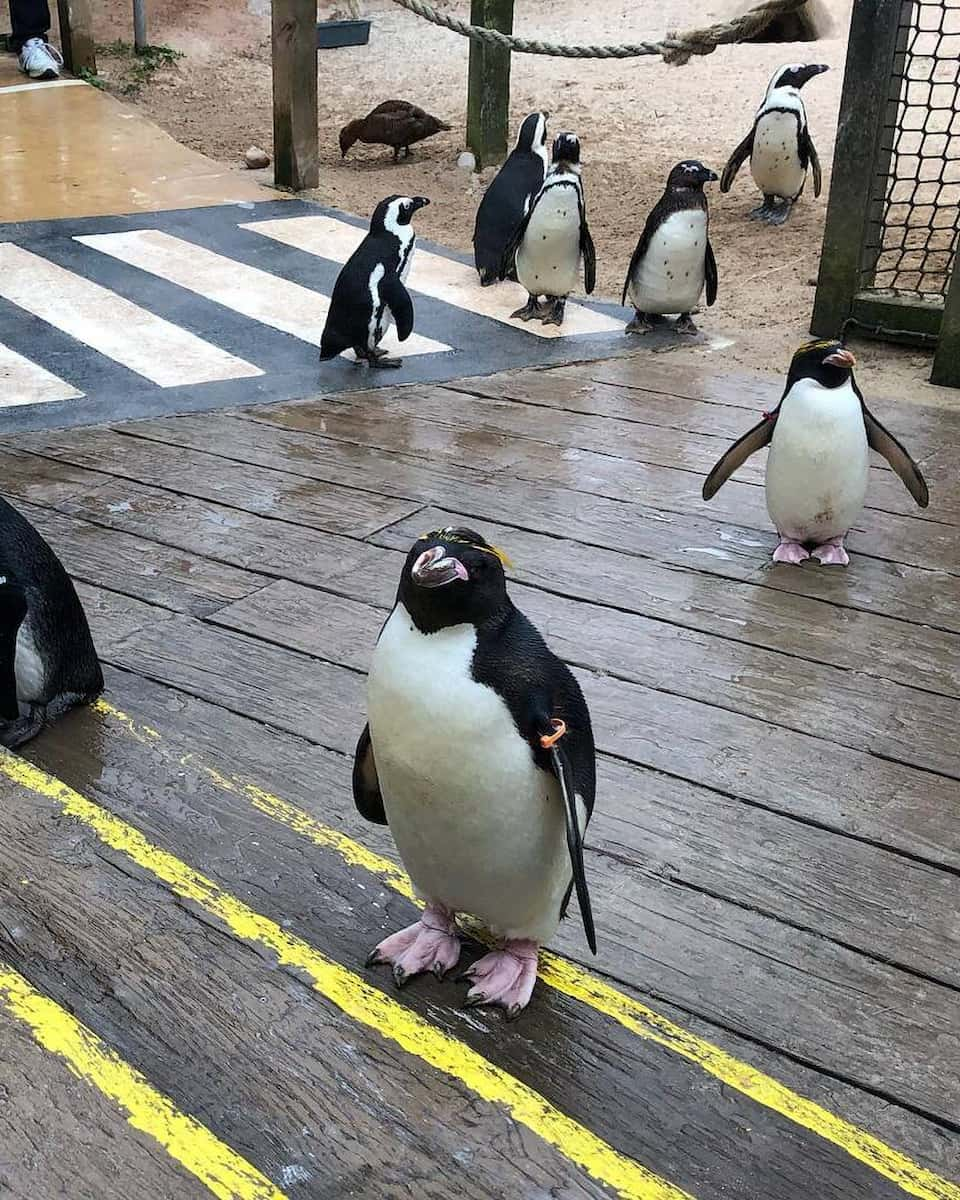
[319,194,429,369]
[354,527,596,1017]
[622,160,718,335]
[721,63,828,224]
[473,111,549,287]
[499,132,596,327]
[702,340,929,565]
[0,497,104,747]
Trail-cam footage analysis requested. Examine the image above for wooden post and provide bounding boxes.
[271,0,319,191]
[931,264,960,387]
[466,0,514,170]
[809,0,909,337]
[56,0,97,75]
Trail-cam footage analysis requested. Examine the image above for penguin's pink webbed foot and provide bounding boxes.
[772,538,810,565]
[366,901,461,987]
[459,938,539,1020]
[811,535,850,566]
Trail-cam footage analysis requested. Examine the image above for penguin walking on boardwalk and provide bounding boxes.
[473,111,549,287]
[0,497,103,748]
[702,340,929,565]
[354,527,596,1018]
[499,132,596,326]
[622,160,719,336]
[319,194,429,369]
[721,63,829,224]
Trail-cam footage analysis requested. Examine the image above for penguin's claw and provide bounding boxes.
[370,355,403,369]
[772,538,810,565]
[675,314,698,336]
[625,313,654,334]
[767,203,792,226]
[365,904,461,986]
[811,537,849,566]
[458,941,539,1018]
[511,299,544,322]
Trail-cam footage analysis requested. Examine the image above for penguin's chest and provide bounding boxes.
[766,380,869,541]
[516,185,582,297]
[630,210,707,314]
[751,111,806,198]
[367,607,570,940]
[369,236,414,348]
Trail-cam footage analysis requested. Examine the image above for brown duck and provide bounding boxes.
[339,100,452,162]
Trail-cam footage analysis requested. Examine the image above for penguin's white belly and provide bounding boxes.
[14,621,44,703]
[516,187,581,298]
[367,605,573,943]
[369,239,414,349]
[751,112,806,199]
[629,210,707,315]
[766,379,869,542]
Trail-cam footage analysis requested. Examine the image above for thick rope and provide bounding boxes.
[387,0,807,65]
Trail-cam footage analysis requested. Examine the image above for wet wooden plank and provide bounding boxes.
[76,581,176,648]
[25,666,960,1136]
[213,577,960,981]
[17,499,268,618]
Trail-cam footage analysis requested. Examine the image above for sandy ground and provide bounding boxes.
[71,0,957,405]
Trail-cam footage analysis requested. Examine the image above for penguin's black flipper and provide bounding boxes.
[0,569,26,722]
[547,736,597,955]
[381,273,415,342]
[499,208,533,282]
[702,411,778,500]
[621,201,665,305]
[705,240,718,307]
[353,723,388,824]
[580,212,597,295]
[721,129,753,193]
[861,401,930,508]
[804,131,823,197]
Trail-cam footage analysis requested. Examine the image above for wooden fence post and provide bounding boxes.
[809,0,908,337]
[931,263,960,387]
[56,0,96,75]
[272,0,319,191]
[466,0,514,170]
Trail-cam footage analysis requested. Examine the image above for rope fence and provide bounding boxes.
[386,0,809,65]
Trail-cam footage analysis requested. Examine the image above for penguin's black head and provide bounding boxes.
[787,339,857,390]
[398,527,512,633]
[551,132,581,168]
[517,111,549,153]
[772,62,829,90]
[666,160,719,190]
[370,194,431,234]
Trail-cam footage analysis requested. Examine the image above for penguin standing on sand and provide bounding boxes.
[499,132,596,326]
[473,111,549,287]
[319,194,429,369]
[721,63,828,224]
[622,160,719,335]
[702,340,929,565]
[0,497,103,747]
[354,527,596,1017]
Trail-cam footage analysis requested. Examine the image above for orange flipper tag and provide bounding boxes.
[540,719,567,749]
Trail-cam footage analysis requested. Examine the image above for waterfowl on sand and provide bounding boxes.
[339,101,452,163]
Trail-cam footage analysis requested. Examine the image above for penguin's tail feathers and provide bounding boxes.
[319,327,352,361]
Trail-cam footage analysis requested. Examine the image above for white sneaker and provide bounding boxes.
[18,37,63,80]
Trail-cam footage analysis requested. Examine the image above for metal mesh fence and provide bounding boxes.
[859,0,960,300]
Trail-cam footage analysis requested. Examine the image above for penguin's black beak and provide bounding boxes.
[411,197,431,212]
[824,348,856,369]
[412,546,469,588]
[803,64,830,82]
[703,168,719,183]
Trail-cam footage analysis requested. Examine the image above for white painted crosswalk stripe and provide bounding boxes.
[0,243,261,387]
[241,214,625,339]
[0,340,83,406]
[76,229,451,359]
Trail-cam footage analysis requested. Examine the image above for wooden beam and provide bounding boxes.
[56,0,96,75]
[931,265,960,387]
[466,0,514,170]
[850,290,942,343]
[271,0,319,191]
[810,0,910,337]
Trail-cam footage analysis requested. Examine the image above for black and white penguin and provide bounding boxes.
[354,526,596,1017]
[499,132,596,326]
[721,62,828,224]
[319,194,430,369]
[622,160,719,336]
[702,340,929,565]
[0,497,103,747]
[473,111,549,287]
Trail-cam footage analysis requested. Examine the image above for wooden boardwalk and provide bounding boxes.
[1,356,958,1200]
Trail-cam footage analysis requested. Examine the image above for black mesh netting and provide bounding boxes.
[860,0,960,300]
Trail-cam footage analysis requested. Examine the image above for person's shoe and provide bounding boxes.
[18,38,63,80]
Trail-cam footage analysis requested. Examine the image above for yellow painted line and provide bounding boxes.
[92,698,960,1200]
[0,750,691,1200]
[0,965,285,1200]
